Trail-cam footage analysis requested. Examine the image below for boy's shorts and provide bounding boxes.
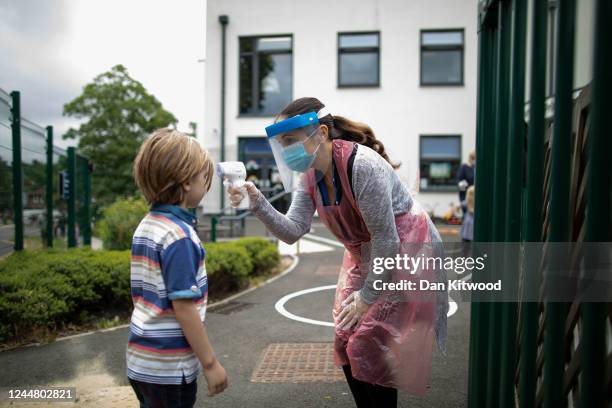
[129,377,197,408]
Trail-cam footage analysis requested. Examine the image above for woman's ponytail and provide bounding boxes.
[330,115,400,170]
[278,97,400,170]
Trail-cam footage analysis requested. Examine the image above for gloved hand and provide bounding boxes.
[227,181,260,209]
[458,179,468,191]
[336,291,371,330]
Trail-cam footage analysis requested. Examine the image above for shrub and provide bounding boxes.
[0,237,279,344]
[96,196,149,250]
[0,248,131,343]
[233,237,280,276]
[204,242,252,293]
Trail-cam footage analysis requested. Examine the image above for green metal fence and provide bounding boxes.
[469,0,611,407]
[1,88,93,253]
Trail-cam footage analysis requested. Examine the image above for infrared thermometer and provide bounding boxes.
[216,161,249,209]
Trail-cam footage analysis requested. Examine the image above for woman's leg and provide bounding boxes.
[366,382,398,407]
[342,364,398,408]
[342,365,373,408]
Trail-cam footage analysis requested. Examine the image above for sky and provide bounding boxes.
[0,0,206,149]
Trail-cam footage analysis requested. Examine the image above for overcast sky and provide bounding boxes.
[0,0,206,148]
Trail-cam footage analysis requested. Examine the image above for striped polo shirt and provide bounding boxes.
[126,204,208,385]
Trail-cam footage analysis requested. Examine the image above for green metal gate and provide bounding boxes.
[2,89,93,252]
[469,0,610,407]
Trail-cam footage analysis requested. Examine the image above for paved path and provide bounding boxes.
[0,223,468,407]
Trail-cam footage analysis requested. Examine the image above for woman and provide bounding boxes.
[227,97,448,407]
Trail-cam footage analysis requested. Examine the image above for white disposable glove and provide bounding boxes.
[226,181,260,209]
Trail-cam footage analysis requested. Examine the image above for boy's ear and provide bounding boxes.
[182,180,192,192]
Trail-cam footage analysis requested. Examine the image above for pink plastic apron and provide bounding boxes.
[304,139,437,396]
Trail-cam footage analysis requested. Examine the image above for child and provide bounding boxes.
[460,185,475,242]
[127,128,228,407]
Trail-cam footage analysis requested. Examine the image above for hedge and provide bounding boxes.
[96,196,149,250]
[0,237,278,344]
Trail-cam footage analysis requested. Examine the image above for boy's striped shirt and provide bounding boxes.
[126,205,207,385]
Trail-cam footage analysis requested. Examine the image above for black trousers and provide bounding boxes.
[129,377,197,408]
[342,365,398,408]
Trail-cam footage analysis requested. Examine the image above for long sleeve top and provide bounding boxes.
[248,144,412,304]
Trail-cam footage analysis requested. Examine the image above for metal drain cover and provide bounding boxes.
[210,301,254,315]
[251,343,344,383]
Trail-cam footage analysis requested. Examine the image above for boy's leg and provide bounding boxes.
[128,378,154,408]
[165,378,197,408]
[128,378,197,408]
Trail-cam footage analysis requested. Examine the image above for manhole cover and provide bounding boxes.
[210,301,254,315]
[251,343,344,383]
[315,265,339,276]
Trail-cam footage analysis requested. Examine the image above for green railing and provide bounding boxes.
[209,189,292,242]
[469,0,610,407]
[1,89,93,253]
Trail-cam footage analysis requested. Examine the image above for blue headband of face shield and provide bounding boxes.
[265,112,319,138]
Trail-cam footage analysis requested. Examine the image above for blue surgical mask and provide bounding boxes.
[281,131,321,172]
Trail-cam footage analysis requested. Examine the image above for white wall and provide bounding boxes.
[203,0,478,216]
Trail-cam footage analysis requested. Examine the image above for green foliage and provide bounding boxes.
[0,239,280,344]
[204,242,252,293]
[62,64,177,210]
[0,248,130,343]
[96,196,149,250]
[233,237,280,276]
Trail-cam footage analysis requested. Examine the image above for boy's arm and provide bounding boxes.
[172,299,215,365]
[173,299,228,396]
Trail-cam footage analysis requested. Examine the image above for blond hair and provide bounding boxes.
[466,185,475,213]
[133,128,214,205]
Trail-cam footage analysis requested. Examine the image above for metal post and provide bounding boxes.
[486,2,511,405]
[219,15,229,212]
[580,0,611,406]
[211,216,218,242]
[10,91,23,251]
[519,0,547,406]
[67,147,77,248]
[544,0,575,406]
[46,126,54,248]
[500,1,526,406]
[469,5,496,406]
[81,157,91,246]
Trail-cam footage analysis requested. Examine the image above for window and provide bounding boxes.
[419,135,461,190]
[338,32,380,87]
[239,36,293,116]
[420,29,464,86]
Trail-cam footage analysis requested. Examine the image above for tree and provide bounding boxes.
[63,64,177,210]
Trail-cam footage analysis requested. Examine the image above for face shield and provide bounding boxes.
[265,108,331,192]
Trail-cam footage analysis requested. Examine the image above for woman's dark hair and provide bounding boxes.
[278,97,401,169]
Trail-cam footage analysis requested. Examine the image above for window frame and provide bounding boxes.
[337,31,381,88]
[238,34,294,118]
[419,28,465,87]
[418,134,463,192]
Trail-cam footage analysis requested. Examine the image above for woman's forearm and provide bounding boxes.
[250,188,314,244]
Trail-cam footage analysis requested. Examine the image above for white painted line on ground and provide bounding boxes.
[303,233,344,248]
[448,296,458,317]
[275,284,460,326]
[278,238,334,255]
[274,285,337,327]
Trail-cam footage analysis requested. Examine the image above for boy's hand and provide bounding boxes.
[203,359,229,396]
